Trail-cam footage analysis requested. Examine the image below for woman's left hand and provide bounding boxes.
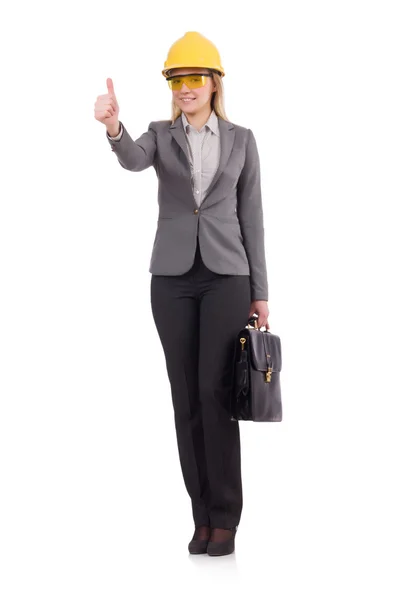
[248,300,270,330]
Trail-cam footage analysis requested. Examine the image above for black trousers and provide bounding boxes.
[150,238,251,529]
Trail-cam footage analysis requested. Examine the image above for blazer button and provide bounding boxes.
[194,209,199,214]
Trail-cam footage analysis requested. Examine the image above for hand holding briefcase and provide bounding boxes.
[231,316,282,422]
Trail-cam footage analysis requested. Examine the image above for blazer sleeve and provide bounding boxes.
[106,120,157,171]
[107,122,124,141]
[236,128,269,302]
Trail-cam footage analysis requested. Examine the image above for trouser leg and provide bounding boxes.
[197,265,251,529]
[150,265,210,527]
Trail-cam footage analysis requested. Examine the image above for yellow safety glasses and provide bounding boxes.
[166,73,213,91]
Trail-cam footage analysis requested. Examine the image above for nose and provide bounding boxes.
[180,82,191,93]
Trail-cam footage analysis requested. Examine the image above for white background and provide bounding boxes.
[1,1,396,598]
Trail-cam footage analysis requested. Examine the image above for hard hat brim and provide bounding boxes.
[162,64,225,78]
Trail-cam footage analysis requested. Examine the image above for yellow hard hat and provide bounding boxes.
[162,31,225,78]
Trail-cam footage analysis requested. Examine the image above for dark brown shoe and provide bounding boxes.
[207,526,238,556]
[188,525,211,554]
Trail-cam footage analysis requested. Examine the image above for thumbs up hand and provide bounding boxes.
[94,77,120,133]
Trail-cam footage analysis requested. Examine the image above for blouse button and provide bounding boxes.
[194,209,199,214]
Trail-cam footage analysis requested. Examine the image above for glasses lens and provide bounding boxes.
[167,75,208,90]
[185,75,207,89]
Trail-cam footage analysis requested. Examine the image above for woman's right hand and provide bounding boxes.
[94,78,120,132]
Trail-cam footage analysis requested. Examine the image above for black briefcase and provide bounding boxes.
[230,316,282,422]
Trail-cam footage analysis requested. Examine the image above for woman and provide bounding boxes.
[94,31,270,556]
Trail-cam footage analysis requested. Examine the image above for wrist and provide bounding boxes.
[107,122,120,137]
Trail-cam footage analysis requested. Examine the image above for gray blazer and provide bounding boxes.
[107,115,268,301]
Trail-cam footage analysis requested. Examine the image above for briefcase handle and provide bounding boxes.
[247,316,258,328]
[247,315,269,331]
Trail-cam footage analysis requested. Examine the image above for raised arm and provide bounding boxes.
[94,77,157,171]
[106,120,157,172]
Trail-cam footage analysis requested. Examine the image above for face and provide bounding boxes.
[169,66,217,114]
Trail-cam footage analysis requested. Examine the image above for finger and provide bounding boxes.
[106,102,115,115]
[107,77,115,97]
[96,99,116,112]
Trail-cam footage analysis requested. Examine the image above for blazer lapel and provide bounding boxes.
[169,115,191,168]
[202,117,235,205]
[169,114,236,207]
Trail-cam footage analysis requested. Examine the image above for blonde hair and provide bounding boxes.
[170,71,229,123]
